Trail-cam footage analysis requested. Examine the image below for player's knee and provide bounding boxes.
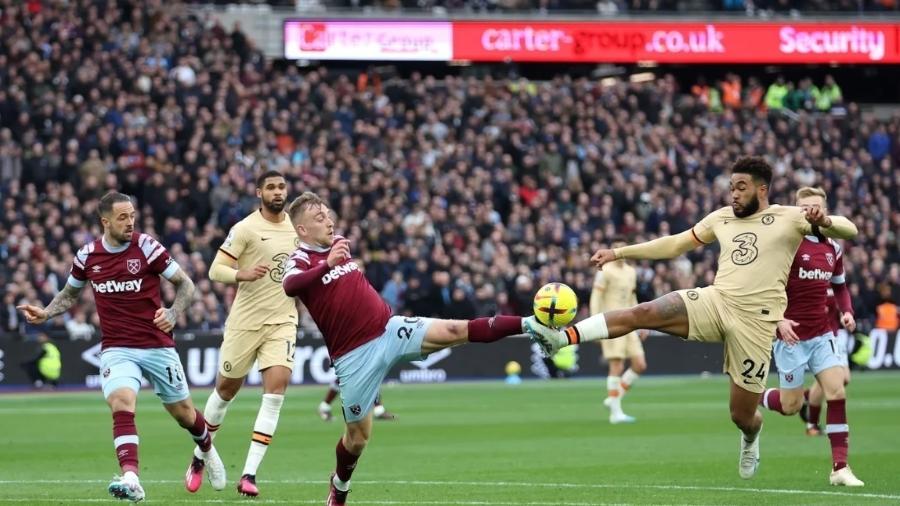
[631,358,647,374]
[780,395,803,415]
[446,321,466,341]
[215,378,242,401]
[824,383,846,401]
[729,407,755,430]
[630,303,655,325]
[344,431,369,454]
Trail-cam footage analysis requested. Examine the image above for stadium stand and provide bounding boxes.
[0,0,897,343]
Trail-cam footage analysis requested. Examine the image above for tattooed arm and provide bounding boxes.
[153,268,195,333]
[16,283,83,324]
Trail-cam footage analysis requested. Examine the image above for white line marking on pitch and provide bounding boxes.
[0,479,895,501]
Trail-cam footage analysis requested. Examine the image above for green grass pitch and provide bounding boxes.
[1,372,898,505]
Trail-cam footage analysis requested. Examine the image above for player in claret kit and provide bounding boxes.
[282,192,529,505]
[758,187,863,487]
[800,287,855,436]
[523,158,858,481]
[17,192,225,502]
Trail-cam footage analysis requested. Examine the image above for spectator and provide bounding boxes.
[65,310,95,341]
[19,333,61,389]
[765,76,789,111]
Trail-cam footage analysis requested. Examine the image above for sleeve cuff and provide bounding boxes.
[161,261,180,280]
[67,275,86,288]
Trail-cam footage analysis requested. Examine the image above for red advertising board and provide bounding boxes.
[451,21,900,64]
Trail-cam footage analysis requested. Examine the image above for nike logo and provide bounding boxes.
[260,237,271,241]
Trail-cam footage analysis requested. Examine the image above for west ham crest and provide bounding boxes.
[825,253,834,266]
[126,258,141,275]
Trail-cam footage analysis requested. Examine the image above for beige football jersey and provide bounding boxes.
[693,204,814,321]
[591,262,638,313]
[219,209,300,330]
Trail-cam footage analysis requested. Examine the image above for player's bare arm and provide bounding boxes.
[154,268,194,333]
[591,229,706,269]
[17,283,83,324]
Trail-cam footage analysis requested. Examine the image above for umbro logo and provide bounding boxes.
[92,266,102,272]
[801,254,811,262]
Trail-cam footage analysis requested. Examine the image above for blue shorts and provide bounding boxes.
[100,347,190,404]
[333,316,433,423]
[772,332,843,389]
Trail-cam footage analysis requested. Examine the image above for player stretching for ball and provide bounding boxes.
[590,239,648,424]
[523,157,857,480]
[189,171,299,497]
[282,192,528,505]
[17,192,225,502]
[758,187,863,487]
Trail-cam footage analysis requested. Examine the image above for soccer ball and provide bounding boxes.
[533,282,578,329]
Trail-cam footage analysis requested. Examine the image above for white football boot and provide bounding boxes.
[738,427,761,479]
[522,316,567,357]
[108,471,145,502]
[830,466,864,487]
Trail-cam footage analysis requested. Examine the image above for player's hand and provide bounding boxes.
[590,249,616,269]
[153,307,177,333]
[638,329,650,341]
[327,239,350,267]
[777,319,801,345]
[16,304,49,324]
[802,206,832,228]
[841,312,856,332]
[236,264,269,282]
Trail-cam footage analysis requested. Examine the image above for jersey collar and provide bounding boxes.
[101,235,131,253]
[299,241,330,253]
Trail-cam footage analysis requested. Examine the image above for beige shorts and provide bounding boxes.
[219,323,297,378]
[676,287,776,393]
[600,331,644,360]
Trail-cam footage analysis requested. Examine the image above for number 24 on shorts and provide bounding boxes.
[741,358,766,383]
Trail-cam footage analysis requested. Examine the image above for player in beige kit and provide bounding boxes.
[187,171,299,497]
[591,241,648,424]
[522,157,857,480]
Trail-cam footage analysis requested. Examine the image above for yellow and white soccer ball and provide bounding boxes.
[532,282,578,329]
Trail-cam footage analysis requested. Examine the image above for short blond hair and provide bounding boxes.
[288,191,326,225]
[795,186,827,202]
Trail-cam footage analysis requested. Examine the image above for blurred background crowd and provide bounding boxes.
[0,0,897,342]
[192,0,898,15]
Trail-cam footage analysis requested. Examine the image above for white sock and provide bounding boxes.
[194,389,231,459]
[319,401,332,413]
[242,393,284,476]
[332,474,350,492]
[621,368,640,397]
[373,404,385,417]
[606,376,623,416]
[204,389,232,436]
[123,470,139,483]
[573,313,609,343]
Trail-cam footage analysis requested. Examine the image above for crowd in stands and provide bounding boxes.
[191,0,898,13]
[0,0,898,342]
